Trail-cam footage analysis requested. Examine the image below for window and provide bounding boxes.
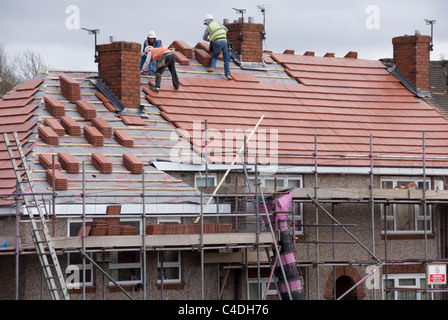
[195,173,217,188]
[67,252,94,288]
[248,175,302,189]
[157,217,182,283]
[381,178,432,233]
[109,251,141,285]
[248,278,278,300]
[158,250,182,283]
[383,274,431,300]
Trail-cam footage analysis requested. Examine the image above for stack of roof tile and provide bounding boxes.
[38,125,59,145]
[75,100,97,120]
[43,119,65,136]
[84,126,104,146]
[106,204,121,228]
[123,153,143,174]
[38,153,61,170]
[91,118,113,138]
[107,225,122,235]
[59,75,81,102]
[44,97,65,118]
[45,169,68,190]
[121,225,137,235]
[91,221,108,236]
[91,152,112,173]
[114,130,134,148]
[60,116,82,136]
[58,152,79,173]
[195,49,212,67]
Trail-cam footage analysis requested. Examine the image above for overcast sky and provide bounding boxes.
[1,0,447,71]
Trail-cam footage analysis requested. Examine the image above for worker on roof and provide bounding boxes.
[140,30,162,74]
[141,45,179,92]
[202,14,232,80]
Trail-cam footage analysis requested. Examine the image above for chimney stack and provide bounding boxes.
[96,41,141,108]
[224,18,264,63]
[392,32,431,92]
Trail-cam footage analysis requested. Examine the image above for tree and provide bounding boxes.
[0,44,50,97]
[0,45,19,96]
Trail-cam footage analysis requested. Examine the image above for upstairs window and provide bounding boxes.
[380,178,432,233]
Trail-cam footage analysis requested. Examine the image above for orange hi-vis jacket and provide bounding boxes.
[145,47,171,61]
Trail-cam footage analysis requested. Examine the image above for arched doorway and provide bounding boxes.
[324,266,366,300]
[335,275,357,300]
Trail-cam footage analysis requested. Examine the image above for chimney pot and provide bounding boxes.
[248,17,254,23]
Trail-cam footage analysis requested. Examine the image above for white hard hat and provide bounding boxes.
[144,46,153,53]
[204,14,213,21]
[147,30,156,38]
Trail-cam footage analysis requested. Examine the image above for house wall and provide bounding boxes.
[0,172,443,300]
[299,173,440,300]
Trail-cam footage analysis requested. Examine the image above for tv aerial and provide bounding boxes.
[81,27,100,62]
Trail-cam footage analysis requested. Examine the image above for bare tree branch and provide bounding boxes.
[0,44,20,97]
[14,48,50,83]
[0,45,50,97]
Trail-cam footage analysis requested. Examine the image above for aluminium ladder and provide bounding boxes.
[3,132,70,300]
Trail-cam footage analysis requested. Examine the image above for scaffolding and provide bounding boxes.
[1,132,448,300]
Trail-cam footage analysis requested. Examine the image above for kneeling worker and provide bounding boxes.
[141,46,179,92]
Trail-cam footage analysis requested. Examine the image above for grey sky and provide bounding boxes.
[0,0,447,71]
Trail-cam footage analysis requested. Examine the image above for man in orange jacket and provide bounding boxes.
[141,45,179,92]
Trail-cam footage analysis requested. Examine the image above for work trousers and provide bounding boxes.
[210,38,231,77]
[155,53,179,89]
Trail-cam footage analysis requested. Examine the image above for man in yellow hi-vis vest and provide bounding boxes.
[202,14,232,80]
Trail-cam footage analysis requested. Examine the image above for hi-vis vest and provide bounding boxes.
[208,21,227,42]
[146,47,171,60]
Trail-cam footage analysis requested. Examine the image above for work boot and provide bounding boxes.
[226,75,232,80]
[149,86,159,93]
[207,67,214,72]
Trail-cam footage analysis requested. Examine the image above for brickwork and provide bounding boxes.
[392,34,431,91]
[225,21,264,62]
[97,41,141,109]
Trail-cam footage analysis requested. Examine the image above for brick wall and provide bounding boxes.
[392,34,431,91]
[225,21,264,63]
[97,41,141,108]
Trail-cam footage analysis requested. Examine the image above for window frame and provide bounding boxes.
[66,252,94,288]
[380,177,432,234]
[157,217,182,284]
[248,277,279,300]
[109,250,142,286]
[195,172,217,188]
[382,273,432,300]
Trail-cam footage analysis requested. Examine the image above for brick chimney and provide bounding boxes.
[225,17,264,63]
[392,32,431,92]
[96,41,141,108]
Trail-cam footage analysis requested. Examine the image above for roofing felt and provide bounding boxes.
[0,72,201,205]
[144,44,448,169]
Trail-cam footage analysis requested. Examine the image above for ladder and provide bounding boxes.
[3,132,70,300]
